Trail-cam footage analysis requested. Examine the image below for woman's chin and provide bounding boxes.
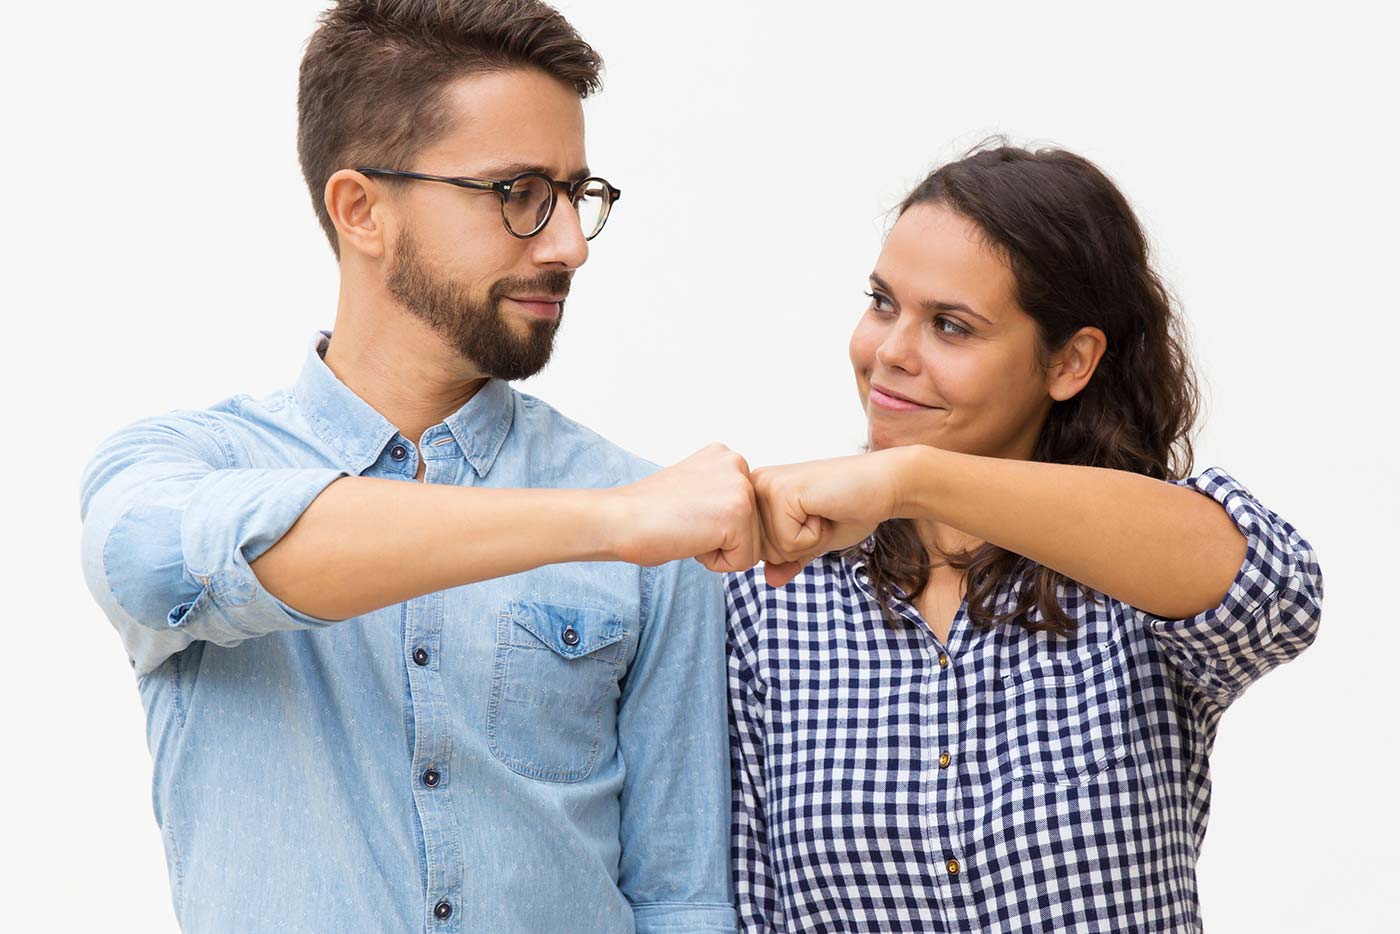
[867,428,936,453]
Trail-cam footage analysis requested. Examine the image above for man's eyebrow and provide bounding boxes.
[476,161,591,181]
[868,272,993,326]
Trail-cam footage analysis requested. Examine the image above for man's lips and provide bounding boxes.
[505,296,566,319]
[869,383,941,412]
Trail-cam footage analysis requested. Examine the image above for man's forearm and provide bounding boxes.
[250,476,619,620]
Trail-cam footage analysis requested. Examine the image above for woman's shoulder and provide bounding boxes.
[724,553,860,684]
[725,552,863,635]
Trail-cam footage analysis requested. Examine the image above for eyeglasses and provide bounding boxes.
[355,166,621,240]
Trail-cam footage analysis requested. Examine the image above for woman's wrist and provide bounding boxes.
[883,443,947,521]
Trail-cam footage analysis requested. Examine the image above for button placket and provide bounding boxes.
[405,587,462,932]
[927,638,969,912]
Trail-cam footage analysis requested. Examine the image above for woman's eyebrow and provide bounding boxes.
[921,297,993,326]
[869,272,993,325]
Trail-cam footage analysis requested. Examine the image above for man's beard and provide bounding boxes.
[386,227,569,381]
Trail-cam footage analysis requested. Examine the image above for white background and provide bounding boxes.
[3,1,1396,930]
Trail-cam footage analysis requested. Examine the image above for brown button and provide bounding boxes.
[938,653,950,669]
[946,858,960,875]
[938,752,952,769]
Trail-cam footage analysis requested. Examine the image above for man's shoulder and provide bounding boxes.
[87,387,298,465]
[510,389,659,485]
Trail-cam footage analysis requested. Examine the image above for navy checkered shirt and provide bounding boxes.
[727,468,1323,932]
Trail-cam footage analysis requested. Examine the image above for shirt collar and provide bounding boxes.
[293,330,514,477]
[443,374,514,477]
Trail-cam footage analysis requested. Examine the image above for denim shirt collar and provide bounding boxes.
[294,330,514,477]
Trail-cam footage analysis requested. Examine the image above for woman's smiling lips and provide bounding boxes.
[869,383,942,412]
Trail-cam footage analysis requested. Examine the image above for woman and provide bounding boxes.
[727,145,1323,932]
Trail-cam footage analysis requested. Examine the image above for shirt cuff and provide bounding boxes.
[1139,466,1322,699]
[632,902,738,933]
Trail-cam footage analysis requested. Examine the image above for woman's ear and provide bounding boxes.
[325,169,388,260]
[1047,326,1108,402]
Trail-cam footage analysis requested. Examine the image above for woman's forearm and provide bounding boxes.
[892,445,1246,619]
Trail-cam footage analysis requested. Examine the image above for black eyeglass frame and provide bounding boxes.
[354,166,621,240]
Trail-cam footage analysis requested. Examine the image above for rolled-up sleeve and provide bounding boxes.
[1136,467,1323,705]
[616,558,738,933]
[79,410,347,675]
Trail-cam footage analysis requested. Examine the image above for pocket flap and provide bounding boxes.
[508,601,624,659]
[999,624,1125,691]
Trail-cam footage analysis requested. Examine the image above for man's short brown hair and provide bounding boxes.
[297,0,604,257]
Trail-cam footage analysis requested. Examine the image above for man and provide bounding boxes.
[78,2,751,930]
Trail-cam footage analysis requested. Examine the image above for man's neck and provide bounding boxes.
[323,308,488,449]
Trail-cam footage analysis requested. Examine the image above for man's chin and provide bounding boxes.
[504,316,557,343]
[471,340,556,382]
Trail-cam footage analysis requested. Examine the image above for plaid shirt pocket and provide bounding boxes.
[1000,630,1133,786]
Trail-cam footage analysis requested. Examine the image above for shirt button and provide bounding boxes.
[946,858,960,876]
[939,752,952,769]
[422,769,440,788]
[413,646,429,666]
[434,900,452,920]
[390,443,408,461]
[938,653,950,669]
[562,626,580,647]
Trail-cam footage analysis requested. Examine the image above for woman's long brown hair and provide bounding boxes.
[850,144,1200,635]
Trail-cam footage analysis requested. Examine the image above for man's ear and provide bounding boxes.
[1047,326,1107,402]
[325,169,388,260]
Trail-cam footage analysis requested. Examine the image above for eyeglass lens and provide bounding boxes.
[501,175,612,239]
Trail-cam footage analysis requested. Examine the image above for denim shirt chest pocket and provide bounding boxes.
[998,626,1133,786]
[488,600,628,783]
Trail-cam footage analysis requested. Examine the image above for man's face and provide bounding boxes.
[380,69,591,380]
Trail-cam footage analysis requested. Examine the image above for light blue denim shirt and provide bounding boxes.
[79,331,736,934]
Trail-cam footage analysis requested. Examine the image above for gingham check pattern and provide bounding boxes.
[727,468,1322,932]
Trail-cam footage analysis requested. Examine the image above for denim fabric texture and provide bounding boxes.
[80,331,737,934]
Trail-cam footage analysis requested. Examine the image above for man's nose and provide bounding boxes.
[529,196,589,269]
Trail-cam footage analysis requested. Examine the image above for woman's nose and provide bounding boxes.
[875,316,922,374]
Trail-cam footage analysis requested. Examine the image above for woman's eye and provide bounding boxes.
[864,290,892,312]
[934,317,969,337]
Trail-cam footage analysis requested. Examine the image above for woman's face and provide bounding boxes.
[849,202,1067,459]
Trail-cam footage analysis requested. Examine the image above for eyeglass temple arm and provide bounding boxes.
[355,167,502,193]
